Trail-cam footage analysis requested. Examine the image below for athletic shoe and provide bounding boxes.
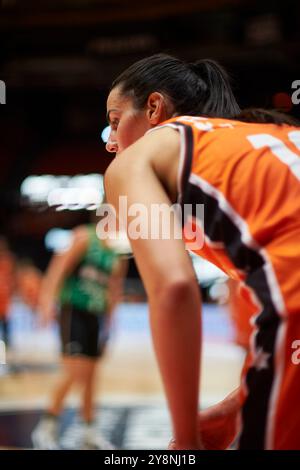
[81,425,115,450]
[31,416,60,450]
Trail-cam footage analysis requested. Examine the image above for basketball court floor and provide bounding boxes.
[0,300,245,449]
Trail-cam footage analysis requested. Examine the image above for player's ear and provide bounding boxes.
[146,92,169,125]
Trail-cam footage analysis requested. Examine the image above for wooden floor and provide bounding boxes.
[0,301,245,408]
[0,301,245,449]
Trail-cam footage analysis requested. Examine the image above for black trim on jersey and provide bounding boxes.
[180,124,194,200]
[182,181,281,449]
[173,122,194,207]
[239,312,280,449]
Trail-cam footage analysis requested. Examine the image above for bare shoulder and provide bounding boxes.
[105,127,180,202]
[146,127,180,202]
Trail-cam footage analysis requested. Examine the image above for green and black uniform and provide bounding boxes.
[59,226,120,358]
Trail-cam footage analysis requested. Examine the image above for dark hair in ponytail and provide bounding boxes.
[111,53,240,118]
[188,59,241,117]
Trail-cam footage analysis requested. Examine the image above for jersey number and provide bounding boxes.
[247,131,300,180]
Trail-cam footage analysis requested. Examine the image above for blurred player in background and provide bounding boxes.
[31,222,127,449]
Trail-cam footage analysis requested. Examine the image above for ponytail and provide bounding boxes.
[188,59,240,117]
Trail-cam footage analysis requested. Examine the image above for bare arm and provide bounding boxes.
[105,129,202,449]
[38,226,89,325]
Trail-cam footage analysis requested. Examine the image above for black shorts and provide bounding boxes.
[59,306,109,359]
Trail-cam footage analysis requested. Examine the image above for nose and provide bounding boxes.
[106,135,118,153]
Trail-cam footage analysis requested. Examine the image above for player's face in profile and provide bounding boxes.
[106,87,151,155]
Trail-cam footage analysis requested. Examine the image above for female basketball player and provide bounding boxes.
[32,223,127,449]
[104,54,300,449]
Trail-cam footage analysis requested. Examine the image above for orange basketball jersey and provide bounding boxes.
[159,115,300,316]
[156,115,300,449]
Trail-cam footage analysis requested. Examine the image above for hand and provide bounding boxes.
[168,404,240,450]
[196,406,240,450]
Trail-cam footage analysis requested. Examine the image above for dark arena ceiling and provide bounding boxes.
[0,0,299,253]
[1,0,299,90]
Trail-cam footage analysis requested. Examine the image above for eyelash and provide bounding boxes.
[111,120,119,130]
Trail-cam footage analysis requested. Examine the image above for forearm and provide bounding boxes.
[39,259,67,310]
[149,282,202,449]
[40,271,62,303]
[42,250,75,299]
[37,273,61,325]
[43,276,59,298]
